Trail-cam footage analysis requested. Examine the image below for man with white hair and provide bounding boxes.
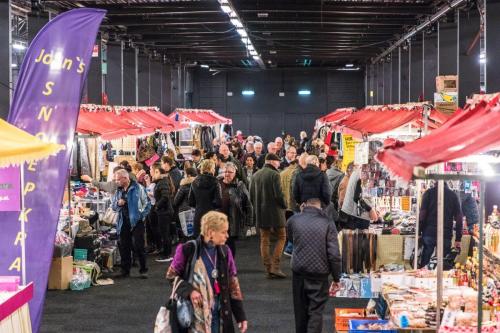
[257,142,276,169]
[112,169,151,278]
[275,137,285,158]
[293,155,331,208]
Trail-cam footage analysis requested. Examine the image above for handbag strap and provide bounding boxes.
[187,240,198,284]
[170,277,182,300]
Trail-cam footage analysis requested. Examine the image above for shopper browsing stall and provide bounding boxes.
[419,182,463,268]
[111,169,151,278]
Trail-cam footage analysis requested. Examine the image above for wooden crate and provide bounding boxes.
[436,75,458,93]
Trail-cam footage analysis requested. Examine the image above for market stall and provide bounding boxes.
[0,118,65,332]
[168,108,232,154]
[371,93,500,332]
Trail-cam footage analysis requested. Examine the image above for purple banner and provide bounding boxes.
[0,166,20,212]
[0,9,105,332]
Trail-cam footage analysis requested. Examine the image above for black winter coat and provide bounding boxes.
[169,166,183,192]
[293,165,332,207]
[220,180,254,237]
[173,177,195,213]
[188,173,222,237]
[154,176,174,215]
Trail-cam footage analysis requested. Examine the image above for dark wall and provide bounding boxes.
[391,50,399,104]
[459,10,481,106]
[424,35,438,102]
[400,47,409,103]
[411,41,424,102]
[138,55,149,105]
[87,38,102,104]
[193,69,365,142]
[487,0,500,93]
[439,21,458,76]
[107,43,122,105]
[123,49,136,105]
[0,2,10,120]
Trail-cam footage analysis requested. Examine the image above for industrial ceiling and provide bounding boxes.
[29,0,463,69]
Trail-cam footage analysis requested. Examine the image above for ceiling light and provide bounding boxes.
[337,67,361,71]
[230,18,243,28]
[249,50,258,56]
[345,63,354,68]
[220,5,232,14]
[298,90,311,96]
[269,50,277,54]
[11,63,17,68]
[242,90,255,96]
[479,52,486,64]
[229,11,238,18]
[12,42,26,51]
[200,64,209,69]
[219,0,229,3]
[258,13,269,18]
[247,44,255,51]
[267,60,272,64]
[241,37,249,45]
[252,55,260,60]
[237,29,248,37]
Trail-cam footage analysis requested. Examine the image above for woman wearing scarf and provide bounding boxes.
[166,211,248,333]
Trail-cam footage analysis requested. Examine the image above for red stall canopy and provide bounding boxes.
[77,104,184,140]
[333,104,449,138]
[317,108,355,125]
[376,94,500,181]
[170,108,232,126]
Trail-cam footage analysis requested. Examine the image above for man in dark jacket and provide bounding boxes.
[250,153,287,279]
[219,143,247,186]
[151,163,175,263]
[419,182,463,268]
[280,146,297,170]
[161,156,183,192]
[287,198,341,333]
[293,155,332,208]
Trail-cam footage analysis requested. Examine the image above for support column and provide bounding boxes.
[0,1,11,120]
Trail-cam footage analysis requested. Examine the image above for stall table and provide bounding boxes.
[0,282,33,332]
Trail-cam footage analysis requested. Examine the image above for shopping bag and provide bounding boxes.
[154,306,171,333]
[102,207,118,226]
[178,209,195,237]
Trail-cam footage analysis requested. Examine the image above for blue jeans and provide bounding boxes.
[285,241,293,254]
[420,235,451,268]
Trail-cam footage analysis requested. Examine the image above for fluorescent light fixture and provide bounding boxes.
[336,67,361,71]
[345,63,354,68]
[227,91,233,96]
[249,50,258,56]
[220,5,232,13]
[479,162,495,177]
[298,90,311,96]
[200,64,209,68]
[230,18,243,28]
[279,92,285,97]
[12,43,26,50]
[479,52,486,64]
[237,29,248,37]
[252,55,260,60]
[242,90,255,96]
[11,63,17,68]
[258,12,269,18]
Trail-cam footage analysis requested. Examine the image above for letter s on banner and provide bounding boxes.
[1,9,105,332]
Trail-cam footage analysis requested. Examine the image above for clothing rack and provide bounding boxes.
[339,229,377,273]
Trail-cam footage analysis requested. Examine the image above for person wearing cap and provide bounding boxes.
[250,153,288,279]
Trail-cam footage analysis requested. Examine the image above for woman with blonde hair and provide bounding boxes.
[167,211,248,333]
[189,160,222,237]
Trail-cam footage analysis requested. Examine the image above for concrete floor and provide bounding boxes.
[41,236,336,333]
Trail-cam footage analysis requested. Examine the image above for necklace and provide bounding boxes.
[203,247,218,279]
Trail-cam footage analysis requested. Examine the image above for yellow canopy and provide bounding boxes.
[0,118,65,168]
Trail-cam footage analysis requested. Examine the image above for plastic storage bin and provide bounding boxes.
[334,308,366,331]
[348,319,397,333]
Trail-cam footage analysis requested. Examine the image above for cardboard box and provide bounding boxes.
[48,256,73,290]
[435,101,458,115]
[436,75,458,93]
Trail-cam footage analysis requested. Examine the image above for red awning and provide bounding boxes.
[170,108,232,126]
[376,94,500,181]
[333,106,449,137]
[76,105,183,140]
[317,108,354,124]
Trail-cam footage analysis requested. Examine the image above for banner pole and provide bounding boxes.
[20,164,26,286]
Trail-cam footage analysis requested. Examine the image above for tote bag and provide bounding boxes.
[178,208,195,237]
